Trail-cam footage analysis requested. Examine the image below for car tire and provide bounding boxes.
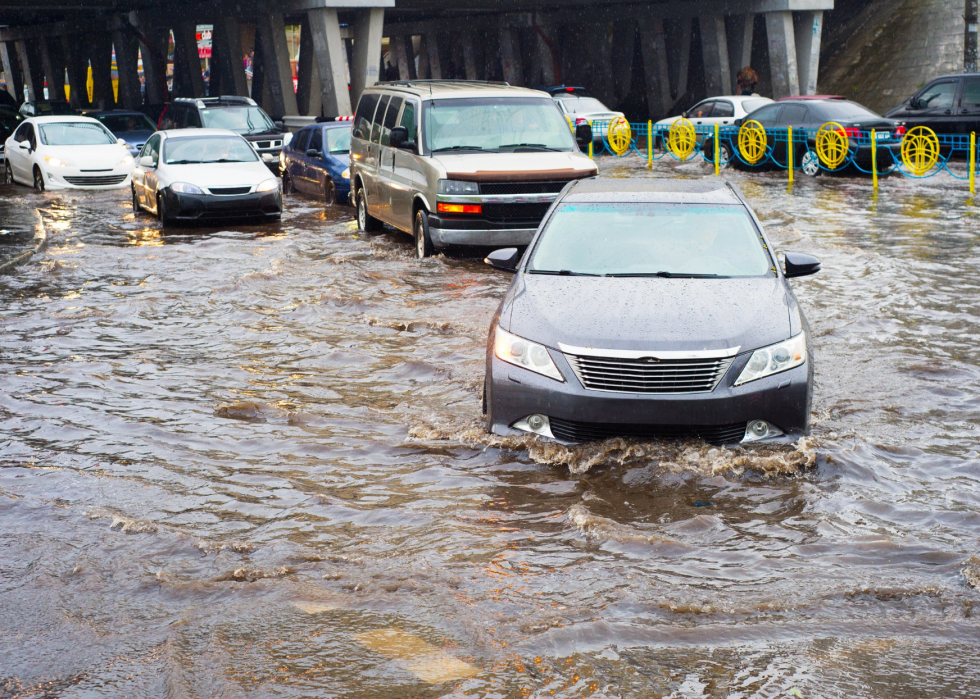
[324,178,336,206]
[157,194,173,226]
[356,187,382,232]
[282,171,293,194]
[33,166,44,192]
[3,164,12,186]
[801,151,821,177]
[132,186,141,213]
[413,208,434,259]
[482,374,496,434]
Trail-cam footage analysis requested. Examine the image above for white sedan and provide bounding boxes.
[131,128,282,226]
[656,95,774,161]
[3,115,135,191]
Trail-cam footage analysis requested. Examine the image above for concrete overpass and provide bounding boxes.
[0,0,834,120]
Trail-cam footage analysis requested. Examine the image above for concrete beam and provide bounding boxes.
[499,26,523,85]
[173,21,206,98]
[639,16,672,119]
[349,7,384,106]
[212,17,250,97]
[285,0,394,9]
[794,9,822,95]
[89,32,115,109]
[137,27,170,104]
[61,35,89,107]
[113,28,141,108]
[296,15,322,116]
[426,32,442,78]
[611,22,635,104]
[726,13,754,93]
[458,31,478,80]
[256,12,300,116]
[668,17,692,104]
[15,41,43,102]
[39,37,66,102]
[700,14,731,95]
[0,42,24,102]
[307,6,352,116]
[765,10,799,98]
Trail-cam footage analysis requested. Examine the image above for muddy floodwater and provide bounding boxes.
[1,159,979,698]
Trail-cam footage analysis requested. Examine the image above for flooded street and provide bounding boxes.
[1,159,979,698]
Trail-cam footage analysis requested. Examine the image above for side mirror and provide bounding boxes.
[305,148,321,158]
[682,111,689,118]
[574,122,592,151]
[734,118,743,127]
[390,125,412,150]
[783,252,821,278]
[117,138,127,146]
[139,155,155,168]
[18,140,30,150]
[274,120,284,130]
[484,247,521,273]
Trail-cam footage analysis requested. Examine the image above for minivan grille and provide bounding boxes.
[482,202,552,223]
[64,175,127,186]
[209,186,252,195]
[479,181,568,195]
[565,353,734,394]
[549,418,746,445]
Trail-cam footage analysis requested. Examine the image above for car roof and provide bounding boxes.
[695,95,771,104]
[158,128,242,139]
[87,110,148,116]
[25,115,99,124]
[366,80,548,101]
[562,178,742,205]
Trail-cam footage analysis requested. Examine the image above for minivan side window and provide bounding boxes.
[962,78,980,107]
[400,101,418,144]
[371,95,391,144]
[380,97,403,146]
[353,93,379,140]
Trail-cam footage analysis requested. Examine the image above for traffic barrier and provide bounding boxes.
[584,119,980,188]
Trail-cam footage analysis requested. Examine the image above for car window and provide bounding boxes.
[962,78,980,107]
[98,113,157,133]
[713,100,735,118]
[13,122,31,143]
[559,97,609,115]
[529,203,771,277]
[776,104,809,125]
[353,93,379,140]
[749,105,781,126]
[292,129,311,153]
[741,98,770,114]
[142,134,161,165]
[326,127,351,154]
[159,104,179,130]
[200,106,276,134]
[380,97,403,146]
[371,95,390,144]
[690,101,715,118]
[917,81,958,109]
[400,102,418,144]
[309,128,323,154]
[0,110,21,140]
[185,108,202,128]
[39,122,115,146]
[814,101,880,121]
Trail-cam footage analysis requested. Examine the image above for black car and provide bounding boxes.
[0,91,19,111]
[721,98,903,176]
[87,110,157,157]
[19,100,77,117]
[158,96,289,172]
[0,107,24,164]
[482,178,819,446]
[885,74,980,135]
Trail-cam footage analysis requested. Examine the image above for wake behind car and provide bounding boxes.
[482,178,819,446]
[351,80,597,258]
[280,119,352,205]
[131,128,282,226]
[3,115,134,191]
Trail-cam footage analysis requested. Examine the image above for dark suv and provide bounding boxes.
[885,74,980,135]
[157,96,290,171]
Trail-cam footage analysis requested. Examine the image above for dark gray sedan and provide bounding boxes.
[482,178,820,446]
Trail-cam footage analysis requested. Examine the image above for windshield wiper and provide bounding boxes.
[432,145,486,152]
[529,269,601,276]
[167,159,203,164]
[604,272,728,278]
[497,143,561,151]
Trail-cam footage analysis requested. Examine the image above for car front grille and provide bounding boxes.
[253,140,283,150]
[209,186,252,195]
[565,353,735,394]
[549,417,746,445]
[479,181,568,195]
[482,202,552,223]
[64,175,127,186]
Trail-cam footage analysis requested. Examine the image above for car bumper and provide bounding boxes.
[428,213,541,247]
[162,189,282,222]
[487,351,811,445]
[43,168,133,190]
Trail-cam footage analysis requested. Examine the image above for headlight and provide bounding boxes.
[44,156,73,168]
[734,332,806,386]
[494,326,564,382]
[256,178,280,192]
[437,179,479,195]
[283,132,293,146]
[170,182,204,194]
[117,155,134,167]
[341,168,350,180]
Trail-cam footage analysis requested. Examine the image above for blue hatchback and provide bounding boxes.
[280,121,351,205]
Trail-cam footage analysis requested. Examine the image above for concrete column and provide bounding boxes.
[89,32,115,108]
[765,10,799,98]
[593,24,615,105]
[0,42,24,102]
[639,16,672,119]
[390,35,412,80]
[212,17,249,97]
[61,36,89,107]
[39,38,66,102]
[726,13,755,93]
[173,22,206,98]
[112,28,142,109]
[307,7,352,116]
[256,12,299,116]
[499,27,524,86]
[612,22,636,104]
[459,32,478,80]
[699,14,731,96]
[296,15,322,116]
[416,36,429,78]
[425,33,442,79]
[533,25,557,84]
[15,42,42,102]
[350,8,384,106]
[667,17,693,104]
[138,29,169,104]
[794,10,823,96]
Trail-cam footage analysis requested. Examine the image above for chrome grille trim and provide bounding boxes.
[558,343,740,360]
[563,349,736,394]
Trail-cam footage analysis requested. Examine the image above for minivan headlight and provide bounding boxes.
[437,179,479,195]
[256,178,280,192]
[494,327,564,382]
[170,182,204,194]
[734,332,806,386]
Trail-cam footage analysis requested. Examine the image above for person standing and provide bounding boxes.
[736,67,759,95]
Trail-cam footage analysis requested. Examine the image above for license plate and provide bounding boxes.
[876,132,891,140]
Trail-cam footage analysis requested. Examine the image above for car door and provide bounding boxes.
[364,94,389,214]
[7,122,33,182]
[376,96,403,225]
[773,104,808,165]
[908,79,961,134]
[389,100,420,231]
[687,100,715,142]
[287,128,311,193]
[711,99,735,128]
[138,134,163,209]
[957,76,980,136]
[306,127,328,196]
[741,104,781,163]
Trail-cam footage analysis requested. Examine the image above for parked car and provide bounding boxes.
[657,94,773,161]
[482,178,819,445]
[3,116,134,191]
[350,80,597,258]
[885,73,980,135]
[131,128,282,226]
[139,102,170,127]
[88,110,157,157]
[0,91,19,111]
[158,96,291,172]
[19,100,77,117]
[0,107,24,164]
[539,86,624,145]
[734,98,903,176]
[280,119,351,205]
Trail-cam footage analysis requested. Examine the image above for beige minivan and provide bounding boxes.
[349,81,597,258]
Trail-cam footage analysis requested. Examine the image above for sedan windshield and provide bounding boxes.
[424,97,575,152]
[163,136,259,164]
[98,113,157,133]
[327,127,351,154]
[200,106,277,134]
[529,203,772,277]
[39,123,116,146]
[560,97,610,114]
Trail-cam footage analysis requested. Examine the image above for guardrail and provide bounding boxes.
[578,117,978,191]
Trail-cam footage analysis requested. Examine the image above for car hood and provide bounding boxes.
[162,161,275,186]
[118,129,155,145]
[42,144,130,167]
[433,151,596,179]
[503,275,792,353]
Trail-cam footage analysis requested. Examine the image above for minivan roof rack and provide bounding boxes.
[376,79,511,87]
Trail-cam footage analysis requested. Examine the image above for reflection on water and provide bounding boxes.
[1,163,979,698]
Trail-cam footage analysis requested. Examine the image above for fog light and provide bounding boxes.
[513,414,554,439]
[741,420,784,443]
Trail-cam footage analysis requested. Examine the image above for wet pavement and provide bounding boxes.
[1,159,979,698]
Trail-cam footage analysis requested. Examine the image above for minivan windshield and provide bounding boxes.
[423,97,576,153]
[529,203,772,277]
[201,106,277,134]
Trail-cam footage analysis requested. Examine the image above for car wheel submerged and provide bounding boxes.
[33,167,44,192]
[3,164,13,186]
[324,178,336,206]
[413,208,434,259]
[132,187,141,213]
[356,188,382,232]
[157,194,173,226]
[802,151,821,177]
[282,172,293,194]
